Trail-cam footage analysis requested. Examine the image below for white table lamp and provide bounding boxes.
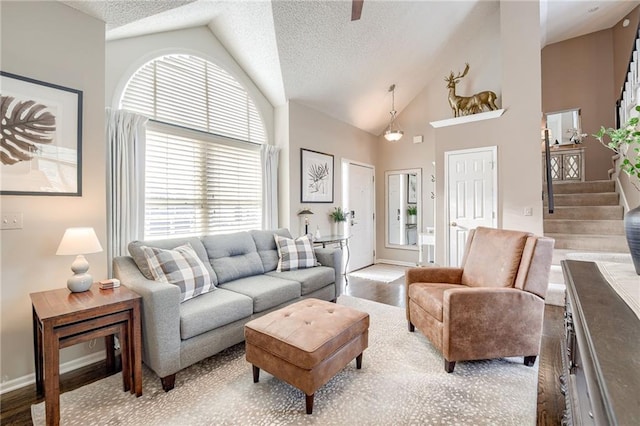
[56,227,103,292]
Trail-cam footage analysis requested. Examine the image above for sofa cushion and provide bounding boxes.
[179,288,253,340]
[274,234,317,272]
[218,275,301,313]
[202,232,264,284]
[408,283,462,322]
[266,266,335,295]
[461,227,529,288]
[250,228,292,272]
[129,237,216,284]
[141,243,216,303]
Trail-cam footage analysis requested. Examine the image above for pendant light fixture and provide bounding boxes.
[384,84,404,142]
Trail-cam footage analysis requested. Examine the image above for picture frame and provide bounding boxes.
[301,148,334,203]
[407,173,417,204]
[0,71,83,196]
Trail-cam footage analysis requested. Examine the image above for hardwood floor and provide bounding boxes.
[0,274,564,425]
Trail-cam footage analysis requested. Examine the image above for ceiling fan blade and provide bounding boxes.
[351,0,364,21]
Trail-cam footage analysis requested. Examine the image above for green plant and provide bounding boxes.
[329,207,349,223]
[594,105,640,190]
[407,205,417,216]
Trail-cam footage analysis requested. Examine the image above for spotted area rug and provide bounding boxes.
[32,296,538,425]
[348,263,407,283]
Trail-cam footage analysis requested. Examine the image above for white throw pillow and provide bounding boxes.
[274,234,318,272]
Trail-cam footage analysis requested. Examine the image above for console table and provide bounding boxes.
[31,284,142,426]
[560,260,640,425]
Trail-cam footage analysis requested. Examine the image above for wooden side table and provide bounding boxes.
[30,284,142,426]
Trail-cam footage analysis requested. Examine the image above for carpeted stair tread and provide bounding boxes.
[547,233,629,251]
[543,219,625,235]
[551,180,615,194]
[543,192,619,206]
[543,205,624,220]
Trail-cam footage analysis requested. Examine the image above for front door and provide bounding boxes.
[445,146,497,266]
[345,161,375,272]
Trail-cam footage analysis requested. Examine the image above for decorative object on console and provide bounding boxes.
[56,227,103,292]
[329,207,349,236]
[0,71,83,196]
[297,208,314,235]
[445,63,498,118]
[384,84,403,142]
[595,104,640,274]
[301,149,334,203]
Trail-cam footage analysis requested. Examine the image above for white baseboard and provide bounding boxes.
[0,352,105,395]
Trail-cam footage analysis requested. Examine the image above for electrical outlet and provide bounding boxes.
[1,213,23,230]
[523,207,533,216]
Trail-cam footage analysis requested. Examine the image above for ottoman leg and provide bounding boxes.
[356,353,363,369]
[252,365,260,383]
[305,393,314,414]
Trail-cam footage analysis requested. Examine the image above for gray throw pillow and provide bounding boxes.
[141,243,215,302]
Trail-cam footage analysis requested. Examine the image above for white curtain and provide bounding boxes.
[261,144,280,230]
[107,109,148,268]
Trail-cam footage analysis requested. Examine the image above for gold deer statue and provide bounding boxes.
[445,63,498,117]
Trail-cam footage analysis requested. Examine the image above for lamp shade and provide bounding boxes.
[56,227,103,255]
[298,209,314,216]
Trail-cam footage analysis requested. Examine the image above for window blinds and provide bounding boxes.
[144,127,262,239]
[120,54,265,239]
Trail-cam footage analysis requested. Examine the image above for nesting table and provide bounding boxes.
[30,284,142,426]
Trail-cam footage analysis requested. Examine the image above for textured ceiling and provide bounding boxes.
[60,0,640,136]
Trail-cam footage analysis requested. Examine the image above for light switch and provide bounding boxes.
[1,213,23,230]
[523,207,533,216]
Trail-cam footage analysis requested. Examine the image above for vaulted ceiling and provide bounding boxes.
[61,0,640,135]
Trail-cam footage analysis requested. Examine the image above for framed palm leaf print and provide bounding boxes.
[301,148,334,203]
[0,71,82,196]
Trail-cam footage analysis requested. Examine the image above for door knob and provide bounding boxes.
[450,222,457,227]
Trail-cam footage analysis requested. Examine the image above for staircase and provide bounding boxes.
[543,180,628,252]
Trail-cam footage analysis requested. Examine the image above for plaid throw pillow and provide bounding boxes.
[141,243,215,302]
[274,234,318,272]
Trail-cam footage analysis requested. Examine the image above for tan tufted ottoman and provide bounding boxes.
[244,298,369,414]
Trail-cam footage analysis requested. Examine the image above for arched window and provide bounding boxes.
[120,54,266,239]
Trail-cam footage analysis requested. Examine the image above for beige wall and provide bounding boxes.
[0,2,106,388]
[375,1,501,265]
[542,6,640,182]
[282,101,377,237]
[432,0,543,263]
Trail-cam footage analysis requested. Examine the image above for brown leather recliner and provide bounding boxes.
[406,226,554,373]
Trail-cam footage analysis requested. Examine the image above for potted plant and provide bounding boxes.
[407,205,417,225]
[329,207,349,236]
[594,104,640,273]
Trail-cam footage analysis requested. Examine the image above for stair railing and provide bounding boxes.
[544,128,554,214]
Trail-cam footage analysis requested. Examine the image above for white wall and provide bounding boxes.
[0,1,106,389]
[105,26,274,145]
[282,101,378,237]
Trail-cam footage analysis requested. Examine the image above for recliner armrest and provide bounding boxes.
[406,267,463,285]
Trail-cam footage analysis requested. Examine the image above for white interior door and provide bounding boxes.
[345,162,375,272]
[445,147,497,266]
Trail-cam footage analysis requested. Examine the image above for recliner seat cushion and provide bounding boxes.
[179,288,253,340]
[461,227,529,288]
[266,266,335,296]
[408,283,462,322]
[218,275,301,313]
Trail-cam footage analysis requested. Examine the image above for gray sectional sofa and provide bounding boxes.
[113,228,341,391]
